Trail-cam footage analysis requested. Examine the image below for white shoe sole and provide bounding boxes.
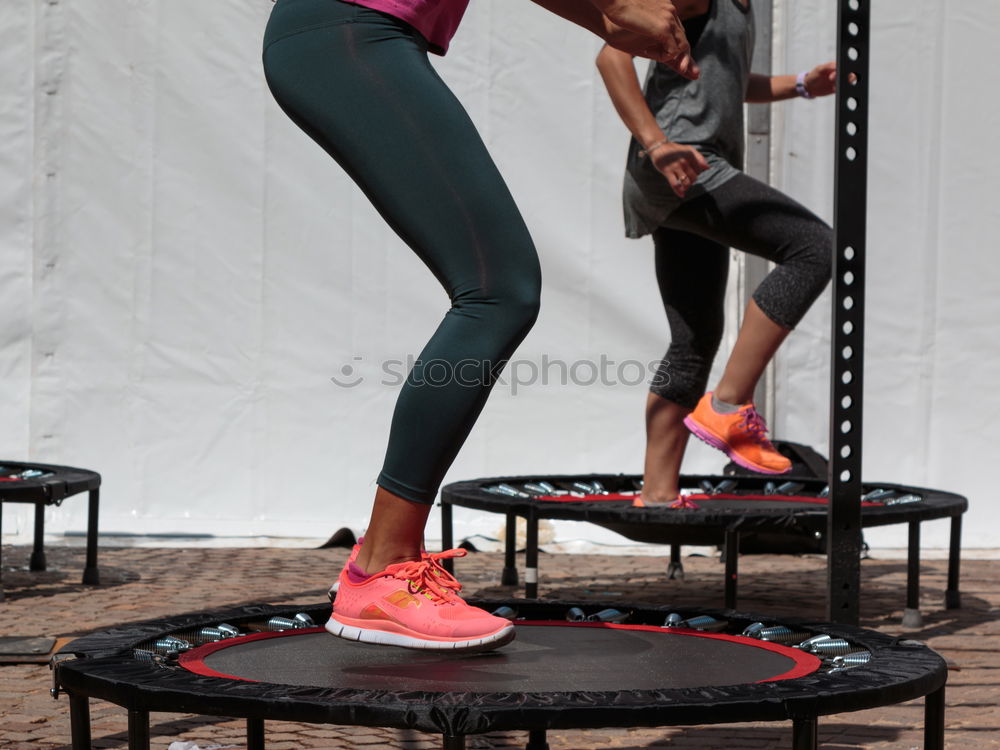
[325,617,515,653]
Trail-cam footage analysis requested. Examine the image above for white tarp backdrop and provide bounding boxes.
[1,1,997,549]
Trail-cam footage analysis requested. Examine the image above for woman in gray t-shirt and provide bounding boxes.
[597,0,840,506]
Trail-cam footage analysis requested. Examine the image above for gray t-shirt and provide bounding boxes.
[623,0,755,238]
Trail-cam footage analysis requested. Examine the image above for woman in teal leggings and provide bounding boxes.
[263,0,696,652]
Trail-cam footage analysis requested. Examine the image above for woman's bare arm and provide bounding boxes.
[595,44,708,197]
[746,62,842,103]
[530,0,699,79]
[595,44,665,150]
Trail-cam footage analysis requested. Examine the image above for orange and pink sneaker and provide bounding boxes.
[326,553,515,652]
[328,542,467,600]
[683,392,791,475]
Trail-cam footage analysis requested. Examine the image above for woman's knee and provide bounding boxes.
[451,271,541,345]
[786,221,833,279]
[492,277,542,337]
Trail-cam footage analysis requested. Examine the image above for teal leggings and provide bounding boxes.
[263,0,541,504]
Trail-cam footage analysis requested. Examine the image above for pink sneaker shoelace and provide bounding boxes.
[670,496,701,510]
[738,406,777,447]
[387,558,464,605]
[424,548,467,594]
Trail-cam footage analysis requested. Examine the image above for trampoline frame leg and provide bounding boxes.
[525,508,539,599]
[83,488,101,585]
[503,510,519,586]
[247,717,265,750]
[667,544,684,580]
[68,694,92,750]
[442,734,466,750]
[924,685,945,750]
[724,530,740,610]
[792,717,818,750]
[902,521,923,629]
[946,515,962,609]
[440,502,455,575]
[30,502,47,571]
[128,708,150,750]
[525,728,550,750]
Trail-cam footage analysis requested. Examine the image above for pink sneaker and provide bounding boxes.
[683,392,791,475]
[329,541,465,599]
[327,558,515,652]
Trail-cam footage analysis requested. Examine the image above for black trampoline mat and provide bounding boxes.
[185,623,817,692]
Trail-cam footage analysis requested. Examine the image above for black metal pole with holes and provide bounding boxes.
[827,0,870,626]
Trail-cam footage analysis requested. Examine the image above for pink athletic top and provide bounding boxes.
[348,0,470,55]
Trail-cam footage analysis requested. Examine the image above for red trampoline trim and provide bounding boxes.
[531,493,637,502]
[179,622,821,685]
[179,628,326,682]
[535,492,881,507]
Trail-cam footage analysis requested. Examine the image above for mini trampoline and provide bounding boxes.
[53,600,947,750]
[0,461,102,600]
[440,473,966,625]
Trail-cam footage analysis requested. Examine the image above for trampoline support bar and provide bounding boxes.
[724,530,740,610]
[128,709,150,750]
[440,503,455,575]
[31,503,47,571]
[83,489,101,585]
[946,515,962,609]
[902,521,923,629]
[925,685,945,750]
[526,728,550,750]
[525,508,539,599]
[247,717,265,750]
[68,694,91,750]
[792,717,818,750]
[503,511,519,586]
[668,543,684,580]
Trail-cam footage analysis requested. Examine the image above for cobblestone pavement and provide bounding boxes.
[1,542,997,749]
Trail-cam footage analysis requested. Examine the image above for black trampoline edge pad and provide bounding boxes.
[56,600,948,736]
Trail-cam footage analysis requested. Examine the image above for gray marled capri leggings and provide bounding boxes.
[649,172,831,408]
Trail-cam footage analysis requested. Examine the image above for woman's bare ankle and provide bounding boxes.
[355,546,421,575]
[639,486,680,506]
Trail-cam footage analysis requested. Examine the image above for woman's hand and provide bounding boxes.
[648,141,709,198]
[592,0,699,79]
[803,61,838,97]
